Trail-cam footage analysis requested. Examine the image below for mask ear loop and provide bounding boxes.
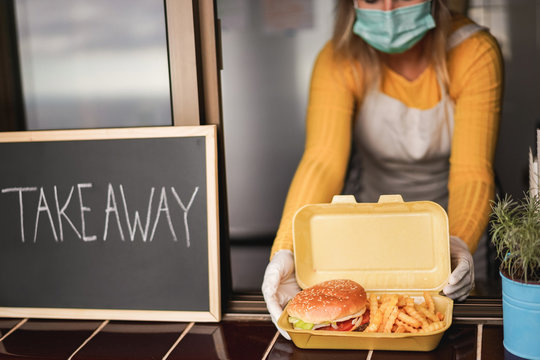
[352,0,359,9]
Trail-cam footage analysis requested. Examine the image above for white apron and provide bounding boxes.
[343,23,486,210]
[343,24,490,280]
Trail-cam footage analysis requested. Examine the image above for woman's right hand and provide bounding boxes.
[261,250,301,339]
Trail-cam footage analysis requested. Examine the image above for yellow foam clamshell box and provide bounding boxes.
[277,194,453,351]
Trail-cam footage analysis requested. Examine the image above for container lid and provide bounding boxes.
[292,194,451,292]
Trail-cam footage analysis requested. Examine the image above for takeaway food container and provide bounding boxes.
[277,194,453,351]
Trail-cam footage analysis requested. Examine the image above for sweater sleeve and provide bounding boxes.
[270,43,358,258]
[447,30,503,253]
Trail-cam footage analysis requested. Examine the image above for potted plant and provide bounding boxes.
[490,192,540,360]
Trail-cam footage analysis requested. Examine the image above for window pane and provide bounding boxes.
[217,0,334,292]
[15,0,171,130]
[219,0,334,241]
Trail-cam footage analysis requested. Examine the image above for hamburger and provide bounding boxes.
[287,279,369,331]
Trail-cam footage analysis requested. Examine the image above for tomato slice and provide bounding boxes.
[318,318,355,331]
[317,311,370,332]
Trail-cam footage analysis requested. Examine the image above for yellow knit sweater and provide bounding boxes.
[270,16,503,258]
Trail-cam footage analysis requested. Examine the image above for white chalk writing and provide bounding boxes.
[54,185,82,241]
[1,187,37,243]
[150,187,177,243]
[34,187,59,243]
[1,183,199,247]
[78,183,96,242]
[103,183,125,241]
[171,186,199,248]
[120,184,155,242]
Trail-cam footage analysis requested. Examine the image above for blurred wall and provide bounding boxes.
[466,0,539,200]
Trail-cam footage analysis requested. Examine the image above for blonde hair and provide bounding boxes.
[332,0,452,92]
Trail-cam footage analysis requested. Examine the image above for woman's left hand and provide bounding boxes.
[443,236,475,301]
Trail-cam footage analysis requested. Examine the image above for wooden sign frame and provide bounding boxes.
[0,125,220,322]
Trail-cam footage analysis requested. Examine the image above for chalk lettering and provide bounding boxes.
[54,186,81,241]
[33,187,59,243]
[3,183,201,246]
[77,183,96,242]
[150,187,177,242]
[120,184,154,242]
[1,187,37,243]
[103,183,125,241]
[171,186,199,248]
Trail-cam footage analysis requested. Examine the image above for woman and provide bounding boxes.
[262,0,503,338]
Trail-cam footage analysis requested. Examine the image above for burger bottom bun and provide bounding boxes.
[286,279,367,324]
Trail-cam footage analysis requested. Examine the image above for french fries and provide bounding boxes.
[364,291,445,334]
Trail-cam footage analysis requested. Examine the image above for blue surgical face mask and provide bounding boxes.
[353,1,436,54]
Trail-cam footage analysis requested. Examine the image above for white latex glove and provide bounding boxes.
[261,250,301,340]
[443,235,474,301]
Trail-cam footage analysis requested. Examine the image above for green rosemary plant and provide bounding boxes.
[490,193,540,283]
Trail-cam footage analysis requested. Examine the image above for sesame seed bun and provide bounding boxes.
[287,279,367,324]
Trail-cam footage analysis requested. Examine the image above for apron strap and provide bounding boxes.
[447,23,488,51]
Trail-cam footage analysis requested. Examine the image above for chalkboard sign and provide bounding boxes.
[0,126,220,322]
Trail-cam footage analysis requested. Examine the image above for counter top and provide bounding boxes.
[0,317,507,360]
